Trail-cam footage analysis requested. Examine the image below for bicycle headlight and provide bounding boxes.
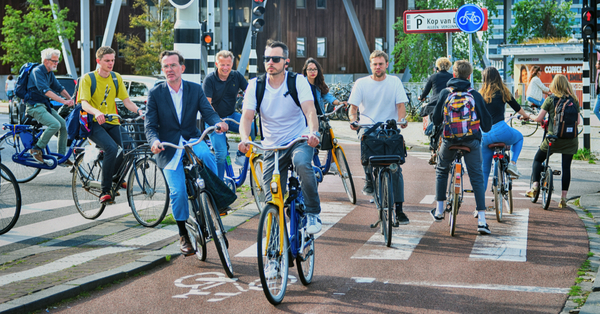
[332,138,338,145]
[389,163,399,173]
[270,181,278,194]
[196,178,205,189]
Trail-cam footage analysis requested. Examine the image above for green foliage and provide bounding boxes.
[115,0,174,75]
[574,148,597,162]
[392,0,498,82]
[508,0,576,44]
[1,0,77,73]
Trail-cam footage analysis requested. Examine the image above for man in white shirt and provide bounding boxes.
[238,40,322,234]
[348,50,410,225]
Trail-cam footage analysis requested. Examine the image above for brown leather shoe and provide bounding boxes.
[60,159,74,167]
[180,235,195,256]
[30,147,44,163]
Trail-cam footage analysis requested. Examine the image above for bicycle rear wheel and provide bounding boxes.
[0,132,41,183]
[186,199,207,261]
[529,175,540,203]
[493,160,503,222]
[542,168,553,210]
[128,157,169,227]
[0,163,21,235]
[72,153,106,219]
[509,111,538,137]
[249,155,266,213]
[334,147,356,204]
[448,165,460,236]
[257,204,289,305]
[506,172,514,214]
[379,170,393,247]
[202,192,234,278]
[296,214,315,285]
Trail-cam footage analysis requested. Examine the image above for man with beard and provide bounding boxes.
[348,50,411,226]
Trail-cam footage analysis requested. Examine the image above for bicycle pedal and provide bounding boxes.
[553,170,561,175]
[369,199,374,203]
[464,189,474,193]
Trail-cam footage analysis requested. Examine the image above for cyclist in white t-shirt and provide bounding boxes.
[348,50,410,225]
[238,40,323,234]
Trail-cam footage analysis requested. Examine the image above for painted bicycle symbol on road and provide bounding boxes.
[458,11,481,26]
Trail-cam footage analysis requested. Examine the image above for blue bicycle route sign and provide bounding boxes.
[455,4,485,33]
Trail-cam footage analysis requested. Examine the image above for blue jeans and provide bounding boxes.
[527,96,544,107]
[163,141,218,221]
[436,139,486,212]
[262,141,321,215]
[481,121,524,192]
[206,112,256,179]
[594,94,600,122]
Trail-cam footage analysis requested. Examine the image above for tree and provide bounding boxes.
[508,0,576,44]
[392,0,498,82]
[115,0,174,75]
[1,0,77,73]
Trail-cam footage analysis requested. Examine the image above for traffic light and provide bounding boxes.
[202,32,213,47]
[582,6,597,40]
[251,0,266,32]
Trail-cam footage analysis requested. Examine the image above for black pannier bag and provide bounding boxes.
[318,119,334,151]
[360,122,407,166]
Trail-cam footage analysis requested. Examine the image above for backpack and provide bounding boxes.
[442,87,480,139]
[14,62,40,99]
[553,96,579,139]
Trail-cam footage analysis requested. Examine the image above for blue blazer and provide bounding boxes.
[145,80,221,168]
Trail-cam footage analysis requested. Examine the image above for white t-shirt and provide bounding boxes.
[243,72,314,147]
[348,75,409,124]
[5,78,15,91]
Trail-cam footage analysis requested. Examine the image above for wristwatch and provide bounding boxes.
[312,131,321,138]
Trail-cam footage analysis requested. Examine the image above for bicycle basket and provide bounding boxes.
[120,119,149,155]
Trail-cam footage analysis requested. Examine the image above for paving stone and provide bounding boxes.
[579,291,600,314]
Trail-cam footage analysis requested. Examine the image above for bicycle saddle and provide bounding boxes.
[546,134,559,141]
[448,145,471,152]
[21,115,42,128]
[487,143,506,149]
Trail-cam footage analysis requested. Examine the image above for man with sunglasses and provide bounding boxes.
[238,40,323,234]
[25,48,75,165]
[79,46,142,204]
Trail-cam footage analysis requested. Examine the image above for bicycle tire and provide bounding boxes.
[380,170,393,247]
[186,199,207,261]
[202,192,234,278]
[72,153,106,219]
[257,204,289,305]
[249,155,266,213]
[542,168,553,210]
[578,112,584,135]
[509,111,539,137]
[493,161,503,222]
[128,157,169,227]
[334,147,356,204]
[296,214,315,285]
[0,132,42,183]
[0,163,21,235]
[507,183,514,214]
[529,175,540,203]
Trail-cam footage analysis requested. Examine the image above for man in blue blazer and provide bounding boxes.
[145,50,228,256]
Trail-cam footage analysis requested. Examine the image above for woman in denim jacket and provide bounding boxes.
[301,58,345,114]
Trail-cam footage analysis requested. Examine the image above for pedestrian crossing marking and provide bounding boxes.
[419,195,436,204]
[235,202,355,258]
[469,209,529,262]
[351,213,432,260]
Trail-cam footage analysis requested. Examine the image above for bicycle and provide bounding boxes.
[353,120,407,247]
[71,114,169,227]
[312,104,356,204]
[0,116,88,183]
[248,137,315,305]
[220,118,266,212]
[509,103,583,137]
[446,145,469,236]
[488,142,514,222]
[160,125,235,278]
[0,147,22,235]
[529,134,560,210]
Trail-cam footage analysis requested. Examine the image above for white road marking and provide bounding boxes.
[394,281,569,294]
[470,209,529,262]
[235,202,355,258]
[420,195,436,204]
[352,277,376,283]
[351,213,433,260]
[18,200,93,215]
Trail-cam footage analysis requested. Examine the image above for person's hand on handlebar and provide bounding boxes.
[238,141,250,154]
[151,140,164,154]
[96,112,107,125]
[349,121,359,131]
[215,121,228,134]
[307,132,320,148]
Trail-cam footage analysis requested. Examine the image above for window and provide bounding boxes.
[121,0,127,6]
[297,0,306,9]
[375,37,384,51]
[375,0,383,10]
[317,0,326,9]
[95,0,105,5]
[297,38,306,57]
[317,38,326,57]
[95,36,103,51]
[129,82,149,97]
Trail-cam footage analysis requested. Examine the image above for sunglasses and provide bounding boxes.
[263,56,284,63]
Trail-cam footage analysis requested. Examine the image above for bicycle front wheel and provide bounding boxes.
[542,168,553,210]
[202,192,234,278]
[186,199,207,261]
[0,132,41,183]
[257,204,289,305]
[72,153,106,219]
[128,157,169,227]
[0,163,21,235]
[379,170,394,247]
[249,155,266,213]
[529,175,540,203]
[509,111,539,137]
[334,147,356,204]
[493,161,503,222]
[296,214,315,285]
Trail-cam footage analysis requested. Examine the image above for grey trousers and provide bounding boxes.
[26,103,68,155]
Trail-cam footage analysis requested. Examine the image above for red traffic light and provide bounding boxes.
[586,11,593,22]
[253,0,264,2]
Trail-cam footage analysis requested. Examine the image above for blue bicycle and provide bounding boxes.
[0,116,87,183]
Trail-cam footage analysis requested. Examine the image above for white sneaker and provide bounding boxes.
[234,153,246,166]
[306,213,322,234]
[264,260,279,279]
[506,163,521,177]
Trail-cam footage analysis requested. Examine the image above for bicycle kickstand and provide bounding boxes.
[370,218,381,228]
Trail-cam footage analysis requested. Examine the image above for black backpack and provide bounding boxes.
[14,62,40,100]
[553,96,579,139]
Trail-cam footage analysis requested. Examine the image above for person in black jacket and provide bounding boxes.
[430,60,493,234]
[418,57,453,164]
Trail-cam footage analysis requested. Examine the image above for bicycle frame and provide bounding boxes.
[221,118,262,189]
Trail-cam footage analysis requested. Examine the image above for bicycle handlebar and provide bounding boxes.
[242,137,307,151]
[104,113,145,124]
[158,125,221,150]
[319,104,346,118]
[222,118,240,125]
[350,119,408,129]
